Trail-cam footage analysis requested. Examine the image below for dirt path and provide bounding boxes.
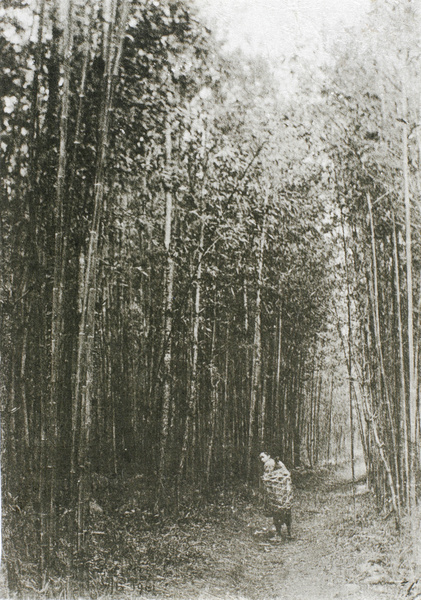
[147,464,405,600]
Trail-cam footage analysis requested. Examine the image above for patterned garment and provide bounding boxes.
[261,464,293,510]
[260,452,293,511]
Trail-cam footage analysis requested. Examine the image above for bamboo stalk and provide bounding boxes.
[206,313,219,486]
[336,306,399,518]
[72,0,131,551]
[392,215,410,511]
[247,192,268,479]
[402,85,417,510]
[366,192,400,521]
[179,127,207,485]
[50,0,74,559]
[274,307,283,452]
[157,121,175,500]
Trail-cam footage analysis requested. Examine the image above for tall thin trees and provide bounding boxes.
[247,191,268,477]
[402,85,417,510]
[158,121,175,500]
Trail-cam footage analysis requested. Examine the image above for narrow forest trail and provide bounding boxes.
[146,463,406,600]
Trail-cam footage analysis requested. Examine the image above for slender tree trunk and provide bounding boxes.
[402,88,417,511]
[178,217,204,484]
[206,313,218,487]
[223,322,230,488]
[20,327,30,454]
[337,305,399,516]
[367,192,400,521]
[293,356,304,467]
[274,307,283,452]
[308,365,315,466]
[72,0,130,550]
[157,122,175,499]
[392,215,410,511]
[339,208,356,518]
[49,0,74,561]
[360,386,399,516]
[178,129,207,487]
[315,374,322,464]
[327,375,333,463]
[259,374,267,451]
[247,192,268,479]
[243,276,250,447]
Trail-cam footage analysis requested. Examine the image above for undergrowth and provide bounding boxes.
[3,465,420,600]
[3,472,261,599]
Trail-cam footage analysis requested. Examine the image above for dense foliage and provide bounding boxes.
[313,0,421,528]
[2,0,420,595]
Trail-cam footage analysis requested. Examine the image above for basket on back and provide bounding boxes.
[261,463,293,510]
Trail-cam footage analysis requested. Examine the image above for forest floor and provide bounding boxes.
[4,461,421,600]
[136,461,411,600]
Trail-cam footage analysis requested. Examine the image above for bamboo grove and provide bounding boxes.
[1,0,421,592]
[318,2,421,525]
[0,0,338,586]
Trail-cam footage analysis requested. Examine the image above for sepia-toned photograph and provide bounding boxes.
[1,0,421,598]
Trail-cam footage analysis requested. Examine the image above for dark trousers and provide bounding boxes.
[272,508,292,537]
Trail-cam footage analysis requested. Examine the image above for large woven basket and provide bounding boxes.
[261,468,293,510]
